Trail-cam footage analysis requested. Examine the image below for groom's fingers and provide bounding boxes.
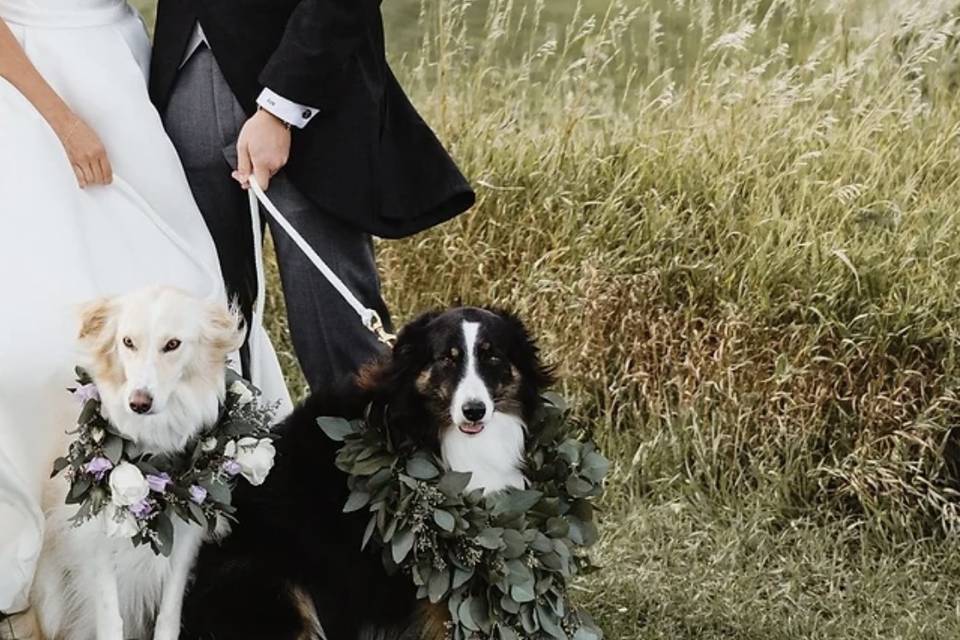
[236,141,253,189]
[253,163,272,192]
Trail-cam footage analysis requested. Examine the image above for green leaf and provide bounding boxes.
[573,627,602,640]
[78,400,99,425]
[433,508,456,532]
[500,594,521,614]
[531,531,554,553]
[501,529,526,559]
[187,502,209,529]
[539,552,564,572]
[452,566,474,590]
[557,440,581,466]
[316,416,354,442]
[391,528,415,564]
[155,513,175,558]
[566,476,594,498]
[537,603,568,639]
[470,593,492,633]
[506,559,534,586]
[541,392,569,413]
[343,490,371,513]
[352,453,396,476]
[427,567,450,603]
[102,435,123,465]
[201,478,232,506]
[406,456,440,480]
[582,451,610,483]
[519,604,538,633]
[361,516,377,550]
[67,475,92,504]
[546,517,570,538]
[51,457,70,478]
[457,596,480,632]
[476,527,504,549]
[499,626,520,640]
[438,470,473,497]
[492,489,543,518]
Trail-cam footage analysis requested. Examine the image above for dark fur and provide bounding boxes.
[181,308,553,640]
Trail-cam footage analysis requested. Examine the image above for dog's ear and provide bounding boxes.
[488,307,556,391]
[78,297,118,353]
[392,310,441,363]
[203,302,246,356]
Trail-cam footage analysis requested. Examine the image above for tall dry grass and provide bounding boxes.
[363,0,960,534]
[135,0,960,636]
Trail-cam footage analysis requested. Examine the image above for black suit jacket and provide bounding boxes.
[150,0,475,239]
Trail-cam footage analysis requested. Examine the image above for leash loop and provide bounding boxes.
[247,178,397,349]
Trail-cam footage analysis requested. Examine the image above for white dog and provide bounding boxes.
[29,287,245,640]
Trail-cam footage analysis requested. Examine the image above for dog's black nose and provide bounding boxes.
[129,390,153,414]
[462,401,487,423]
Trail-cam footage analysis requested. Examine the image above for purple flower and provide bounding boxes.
[74,383,100,404]
[128,499,155,520]
[146,473,172,494]
[85,457,113,481]
[221,459,242,477]
[189,485,208,505]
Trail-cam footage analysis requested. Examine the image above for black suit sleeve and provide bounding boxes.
[258,0,375,113]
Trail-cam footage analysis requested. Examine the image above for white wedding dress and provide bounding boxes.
[0,0,292,613]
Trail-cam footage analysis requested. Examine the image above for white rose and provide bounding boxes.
[234,437,276,486]
[108,462,150,507]
[230,381,254,406]
[201,437,218,453]
[103,503,140,539]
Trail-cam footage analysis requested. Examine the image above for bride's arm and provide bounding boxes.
[0,19,112,187]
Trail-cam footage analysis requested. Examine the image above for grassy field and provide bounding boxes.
[135,1,960,638]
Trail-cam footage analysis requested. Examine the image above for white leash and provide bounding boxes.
[246,177,395,378]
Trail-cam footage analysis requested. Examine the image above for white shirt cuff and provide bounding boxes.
[256,89,319,129]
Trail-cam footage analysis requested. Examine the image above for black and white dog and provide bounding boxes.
[181,307,554,640]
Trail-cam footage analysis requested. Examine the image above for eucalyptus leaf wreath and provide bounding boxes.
[319,393,608,640]
[52,368,278,556]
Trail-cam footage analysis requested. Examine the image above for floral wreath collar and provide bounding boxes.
[53,367,278,556]
[320,393,608,639]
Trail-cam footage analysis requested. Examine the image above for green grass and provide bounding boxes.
[135,1,960,637]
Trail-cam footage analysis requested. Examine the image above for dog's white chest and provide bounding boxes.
[31,494,203,640]
[441,412,527,494]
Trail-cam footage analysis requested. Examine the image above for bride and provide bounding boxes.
[0,0,291,617]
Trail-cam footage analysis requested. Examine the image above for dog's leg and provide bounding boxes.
[81,545,125,640]
[154,527,202,640]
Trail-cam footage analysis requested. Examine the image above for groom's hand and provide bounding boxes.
[233,109,291,192]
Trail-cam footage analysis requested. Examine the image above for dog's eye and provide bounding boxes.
[122,337,136,350]
[162,339,182,353]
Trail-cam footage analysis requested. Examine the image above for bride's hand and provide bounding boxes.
[52,113,113,188]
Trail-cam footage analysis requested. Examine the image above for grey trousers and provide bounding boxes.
[163,46,391,392]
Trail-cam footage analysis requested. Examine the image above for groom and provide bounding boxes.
[149,1,476,391]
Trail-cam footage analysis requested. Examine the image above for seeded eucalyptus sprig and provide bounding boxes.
[318,393,608,640]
